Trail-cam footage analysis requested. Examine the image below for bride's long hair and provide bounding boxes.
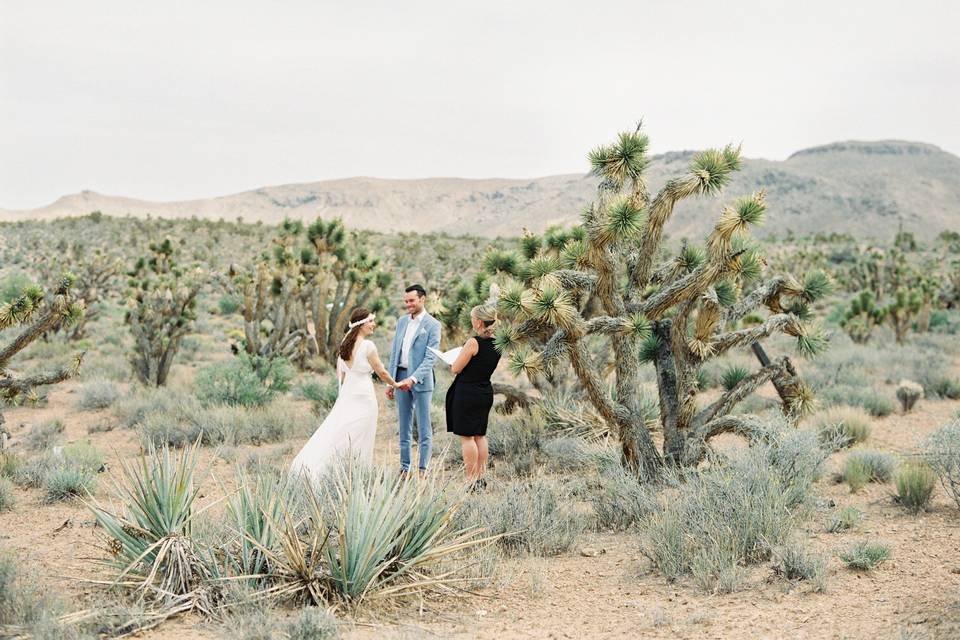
[339,307,372,362]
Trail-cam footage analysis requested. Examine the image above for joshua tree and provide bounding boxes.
[296,219,392,366]
[840,291,886,344]
[218,239,310,364]
[0,274,85,448]
[495,125,830,478]
[125,239,203,386]
[38,245,122,340]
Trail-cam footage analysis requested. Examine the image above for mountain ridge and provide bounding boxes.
[3,140,958,240]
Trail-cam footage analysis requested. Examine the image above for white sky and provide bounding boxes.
[1,0,958,208]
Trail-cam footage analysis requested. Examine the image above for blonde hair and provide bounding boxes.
[471,284,500,338]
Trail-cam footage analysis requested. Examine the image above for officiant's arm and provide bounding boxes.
[450,338,478,375]
[367,345,399,387]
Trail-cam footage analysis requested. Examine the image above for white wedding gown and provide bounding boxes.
[290,339,378,482]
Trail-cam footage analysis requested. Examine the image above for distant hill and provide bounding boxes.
[2,140,957,240]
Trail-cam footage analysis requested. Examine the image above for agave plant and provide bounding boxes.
[85,441,216,614]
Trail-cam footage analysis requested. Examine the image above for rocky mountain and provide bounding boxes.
[2,140,957,240]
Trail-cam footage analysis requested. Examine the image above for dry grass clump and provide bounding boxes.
[826,506,862,533]
[894,462,937,513]
[815,407,871,449]
[839,540,891,570]
[842,449,895,492]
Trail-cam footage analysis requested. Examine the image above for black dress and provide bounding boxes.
[445,336,501,437]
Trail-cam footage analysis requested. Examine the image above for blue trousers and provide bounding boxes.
[397,389,433,471]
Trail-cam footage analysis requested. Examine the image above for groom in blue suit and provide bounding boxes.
[387,284,442,474]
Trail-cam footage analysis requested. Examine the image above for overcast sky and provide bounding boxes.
[1,0,957,209]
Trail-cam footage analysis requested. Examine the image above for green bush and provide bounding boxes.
[0,477,14,512]
[826,506,862,533]
[542,437,600,473]
[298,378,339,413]
[195,353,294,407]
[0,451,19,478]
[0,271,32,304]
[843,450,895,492]
[894,463,936,512]
[922,419,960,508]
[0,553,53,629]
[43,465,96,503]
[217,294,241,315]
[839,541,891,570]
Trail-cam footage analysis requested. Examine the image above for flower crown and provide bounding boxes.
[348,314,376,329]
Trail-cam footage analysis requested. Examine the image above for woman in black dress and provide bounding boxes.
[446,294,501,484]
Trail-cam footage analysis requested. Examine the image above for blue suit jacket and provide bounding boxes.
[388,312,442,393]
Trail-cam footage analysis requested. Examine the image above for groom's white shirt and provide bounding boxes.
[399,309,425,380]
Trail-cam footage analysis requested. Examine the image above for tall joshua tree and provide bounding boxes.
[495,125,830,478]
[38,245,122,340]
[126,239,203,386]
[0,275,85,448]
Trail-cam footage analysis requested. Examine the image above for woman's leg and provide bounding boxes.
[475,436,489,479]
[460,436,479,481]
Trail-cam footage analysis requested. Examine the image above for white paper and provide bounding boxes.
[428,346,462,366]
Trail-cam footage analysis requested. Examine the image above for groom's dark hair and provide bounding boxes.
[405,284,427,298]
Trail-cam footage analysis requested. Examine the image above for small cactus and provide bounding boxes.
[896,379,923,413]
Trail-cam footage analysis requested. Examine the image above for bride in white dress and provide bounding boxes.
[290,307,399,482]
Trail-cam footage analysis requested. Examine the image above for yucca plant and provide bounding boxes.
[86,442,215,614]
[323,465,485,603]
[224,470,288,583]
[493,124,830,477]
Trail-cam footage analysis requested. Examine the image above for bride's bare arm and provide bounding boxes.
[367,347,398,387]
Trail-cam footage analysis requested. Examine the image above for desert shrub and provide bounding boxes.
[591,465,656,531]
[77,378,122,410]
[931,378,960,399]
[894,462,937,512]
[771,543,827,591]
[0,477,14,512]
[195,353,295,408]
[839,541,891,570]
[458,479,582,557]
[13,454,55,488]
[0,271,32,303]
[842,458,870,492]
[815,407,871,449]
[638,425,828,591]
[859,392,896,418]
[286,607,340,640]
[541,436,599,473]
[113,387,200,429]
[487,417,544,458]
[826,506,862,533]
[922,419,960,508]
[64,442,106,472]
[720,365,750,391]
[43,464,96,502]
[137,399,311,449]
[0,553,52,629]
[24,419,64,451]
[298,378,339,412]
[220,607,282,640]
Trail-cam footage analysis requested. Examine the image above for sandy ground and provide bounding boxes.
[2,379,959,640]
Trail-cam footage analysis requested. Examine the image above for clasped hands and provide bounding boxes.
[386,377,415,399]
